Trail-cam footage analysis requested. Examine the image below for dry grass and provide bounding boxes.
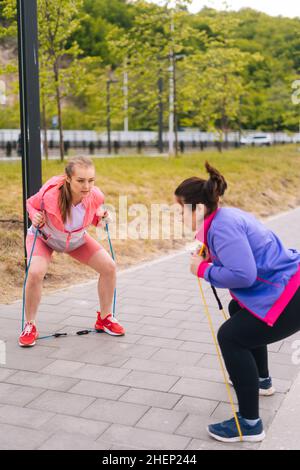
[1,144,300,304]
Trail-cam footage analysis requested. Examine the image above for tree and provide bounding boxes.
[0,0,17,76]
[1,1,300,134]
[108,0,206,154]
[183,9,262,147]
[38,0,88,161]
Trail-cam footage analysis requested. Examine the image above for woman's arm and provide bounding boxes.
[26,189,44,223]
[199,222,257,289]
[91,187,105,227]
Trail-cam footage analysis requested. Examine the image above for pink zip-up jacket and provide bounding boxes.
[26,175,105,252]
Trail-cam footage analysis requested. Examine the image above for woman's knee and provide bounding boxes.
[27,257,48,283]
[99,258,116,277]
[28,266,47,283]
[228,299,241,317]
[217,321,234,347]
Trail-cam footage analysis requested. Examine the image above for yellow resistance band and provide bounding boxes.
[197,244,243,441]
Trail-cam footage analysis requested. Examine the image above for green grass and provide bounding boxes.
[1,144,300,303]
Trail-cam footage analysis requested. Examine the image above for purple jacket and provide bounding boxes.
[196,207,300,326]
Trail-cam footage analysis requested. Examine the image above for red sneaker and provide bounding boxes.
[19,322,39,347]
[94,312,125,336]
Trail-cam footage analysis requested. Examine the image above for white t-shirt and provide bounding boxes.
[64,203,86,231]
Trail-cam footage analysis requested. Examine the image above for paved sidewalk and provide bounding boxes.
[0,208,299,450]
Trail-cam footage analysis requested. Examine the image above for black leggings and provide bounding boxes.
[217,287,300,419]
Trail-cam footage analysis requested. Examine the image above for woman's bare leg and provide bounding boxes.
[25,256,50,323]
[87,249,116,319]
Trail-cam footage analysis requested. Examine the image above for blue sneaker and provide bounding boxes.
[229,377,275,396]
[259,377,275,396]
[207,413,265,443]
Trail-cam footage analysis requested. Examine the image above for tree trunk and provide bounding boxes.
[54,61,64,162]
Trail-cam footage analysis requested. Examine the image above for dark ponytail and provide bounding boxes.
[174,161,227,215]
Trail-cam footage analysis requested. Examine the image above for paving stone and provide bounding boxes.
[0,383,45,407]
[99,424,191,450]
[78,342,159,361]
[1,352,55,373]
[175,414,212,441]
[27,390,95,416]
[176,330,218,344]
[136,336,184,350]
[185,437,260,450]
[172,365,224,383]
[119,388,181,409]
[82,398,149,426]
[0,404,54,428]
[41,359,85,377]
[0,368,16,381]
[119,370,180,392]
[150,348,203,366]
[5,370,79,392]
[72,364,130,384]
[136,407,187,433]
[139,316,181,328]
[37,431,111,450]
[68,380,128,400]
[170,377,237,402]
[0,423,50,450]
[120,357,178,375]
[174,396,219,416]
[39,414,110,439]
[178,341,219,355]
[133,324,182,340]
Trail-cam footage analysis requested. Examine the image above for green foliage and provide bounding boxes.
[0,0,16,41]
[1,1,300,132]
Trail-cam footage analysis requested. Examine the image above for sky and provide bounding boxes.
[188,0,300,18]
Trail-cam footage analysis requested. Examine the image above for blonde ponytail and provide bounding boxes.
[58,156,94,223]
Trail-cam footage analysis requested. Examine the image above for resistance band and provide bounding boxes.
[197,243,243,441]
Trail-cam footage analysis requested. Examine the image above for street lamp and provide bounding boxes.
[106,69,118,154]
[169,52,185,157]
[158,73,164,153]
[17,0,42,268]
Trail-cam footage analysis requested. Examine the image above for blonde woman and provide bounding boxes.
[19,156,125,347]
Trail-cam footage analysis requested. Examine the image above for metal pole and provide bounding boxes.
[106,80,111,154]
[173,52,178,157]
[123,58,129,133]
[17,0,42,269]
[158,74,163,153]
[168,12,175,156]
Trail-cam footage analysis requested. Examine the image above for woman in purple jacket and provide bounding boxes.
[175,162,300,443]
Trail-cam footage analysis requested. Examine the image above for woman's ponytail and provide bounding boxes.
[58,156,94,223]
[174,161,227,214]
[59,179,73,223]
[204,161,227,201]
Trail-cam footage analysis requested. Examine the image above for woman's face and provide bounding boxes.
[175,196,205,231]
[67,165,96,202]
